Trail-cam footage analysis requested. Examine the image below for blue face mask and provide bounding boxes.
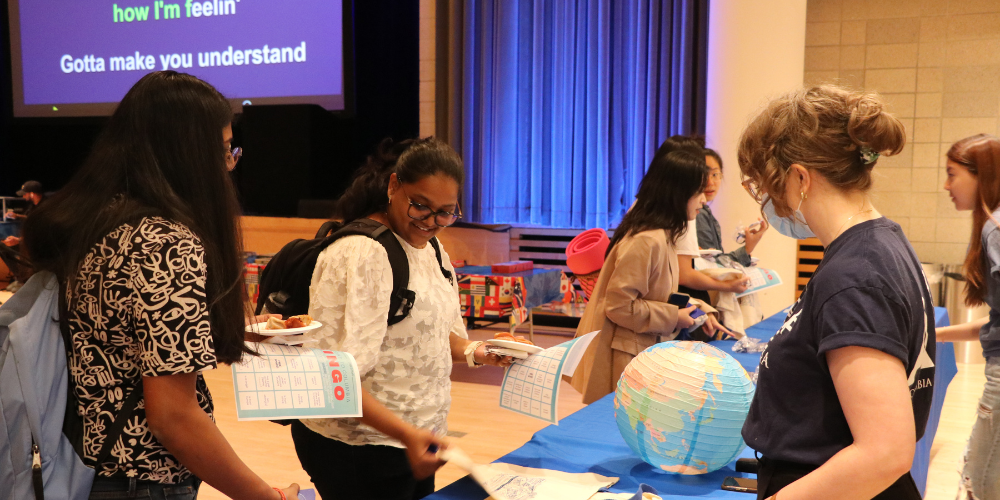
[762,195,815,240]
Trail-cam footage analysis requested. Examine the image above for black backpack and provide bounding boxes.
[255,218,452,324]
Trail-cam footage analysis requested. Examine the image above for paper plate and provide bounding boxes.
[261,335,317,346]
[246,321,323,336]
[486,339,544,354]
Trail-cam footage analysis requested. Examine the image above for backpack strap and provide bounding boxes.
[429,238,453,286]
[91,380,144,471]
[315,220,340,239]
[332,219,415,326]
[59,281,144,475]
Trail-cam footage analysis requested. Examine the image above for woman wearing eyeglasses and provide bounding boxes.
[291,138,509,500]
[738,85,934,500]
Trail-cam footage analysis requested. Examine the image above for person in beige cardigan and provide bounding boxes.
[571,149,730,404]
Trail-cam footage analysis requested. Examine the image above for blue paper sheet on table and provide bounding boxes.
[425,307,956,499]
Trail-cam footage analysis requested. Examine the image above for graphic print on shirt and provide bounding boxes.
[907,293,935,394]
[761,300,802,370]
[67,217,216,482]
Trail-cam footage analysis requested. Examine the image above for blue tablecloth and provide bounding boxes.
[0,221,20,239]
[428,307,956,499]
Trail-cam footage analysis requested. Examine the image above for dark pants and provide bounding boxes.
[291,420,435,500]
[757,457,921,500]
[89,476,200,500]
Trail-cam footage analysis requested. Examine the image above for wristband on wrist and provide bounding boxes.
[464,341,486,368]
[273,487,287,500]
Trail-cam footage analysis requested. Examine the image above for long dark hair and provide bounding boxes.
[336,137,464,222]
[653,134,705,162]
[22,71,252,364]
[949,134,1000,306]
[609,149,707,254]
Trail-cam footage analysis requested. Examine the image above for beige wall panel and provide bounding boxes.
[882,92,916,117]
[919,16,948,42]
[941,117,999,143]
[805,46,842,70]
[866,17,921,43]
[909,216,937,242]
[874,167,913,191]
[841,20,867,44]
[915,92,943,117]
[807,0,842,22]
[807,21,842,45]
[867,43,919,68]
[912,167,941,192]
[864,68,917,92]
[942,92,1000,118]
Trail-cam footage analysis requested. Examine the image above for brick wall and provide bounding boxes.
[803,0,1000,264]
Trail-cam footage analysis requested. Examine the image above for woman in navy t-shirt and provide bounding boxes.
[937,134,1000,499]
[738,85,936,499]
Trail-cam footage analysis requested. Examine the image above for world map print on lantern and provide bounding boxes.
[615,341,755,475]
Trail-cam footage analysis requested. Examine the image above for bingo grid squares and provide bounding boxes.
[747,271,769,288]
[500,346,565,421]
[233,344,327,414]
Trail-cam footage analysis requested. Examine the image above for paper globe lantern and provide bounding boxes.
[615,341,755,475]
[566,228,609,275]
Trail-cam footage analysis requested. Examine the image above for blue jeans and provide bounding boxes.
[89,476,199,500]
[960,357,1000,500]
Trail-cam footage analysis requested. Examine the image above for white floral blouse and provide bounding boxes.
[302,232,467,447]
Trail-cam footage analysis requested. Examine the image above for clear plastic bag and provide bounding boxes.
[732,335,768,353]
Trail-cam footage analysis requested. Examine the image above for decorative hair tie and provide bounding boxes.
[860,147,880,165]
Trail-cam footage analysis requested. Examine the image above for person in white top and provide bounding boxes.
[292,138,511,500]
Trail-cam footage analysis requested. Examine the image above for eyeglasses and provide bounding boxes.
[401,187,462,227]
[225,147,242,171]
[742,178,763,203]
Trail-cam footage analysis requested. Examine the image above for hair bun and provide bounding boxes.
[847,92,906,160]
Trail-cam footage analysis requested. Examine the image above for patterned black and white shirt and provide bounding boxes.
[66,217,217,481]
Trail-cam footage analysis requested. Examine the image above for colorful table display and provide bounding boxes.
[245,263,262,306]
[615,341,755,475]
[491,260,534,273]
[456,266,564,328]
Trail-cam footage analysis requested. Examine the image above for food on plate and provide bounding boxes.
[265,314,314,330]
[283,314,313,329]
[493,332,535,345]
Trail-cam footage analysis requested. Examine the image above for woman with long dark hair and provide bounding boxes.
[293,137,511,500]
[937,134,1000,499]
[570,149,728,404]
[23,71,297,499]
[655,136,751,306]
